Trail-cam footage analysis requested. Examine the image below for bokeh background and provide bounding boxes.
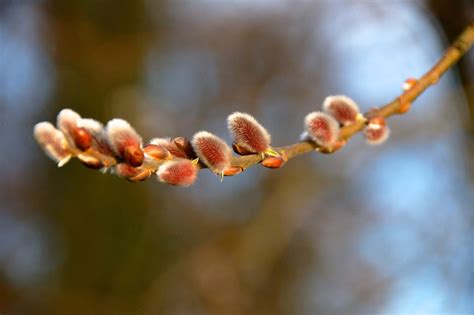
[1,0,474,314]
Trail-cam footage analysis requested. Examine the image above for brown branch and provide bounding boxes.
[230,21,474,170]
[35,22,474,185]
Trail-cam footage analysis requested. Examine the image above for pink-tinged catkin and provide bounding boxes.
[34,122,71,167]
[322,95,360,126]
[364,117,390,145]
[191,131,232,174]
[304,111,340,148]
[106,119,144,167]
[157,159,198,187]
[56,109,92,151]
[227,112,271,154]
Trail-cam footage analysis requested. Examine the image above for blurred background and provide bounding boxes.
[1,0,474,314]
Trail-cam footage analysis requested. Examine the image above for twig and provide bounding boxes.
[231,21,474,170]
[34,22,474,185]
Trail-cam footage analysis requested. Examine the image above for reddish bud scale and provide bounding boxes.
[143,144,171,160]
[227,112,271,154]
[78,118,114,155]
[114,163,151,182]
[191,131,232,174]
[115,163,141,178]
[364,117,390,145]
[72,127,92,151]
[34,122,71,166]
[129,169,152,182]
[77,154,104,169]
[157,159,198,187]
[323,95,360,126]
[261,154,287,169]
[223,166,243,176]
[106,119,143,165]
[124,146,145,167]
[304,112,340,148]
[57,109,92,151]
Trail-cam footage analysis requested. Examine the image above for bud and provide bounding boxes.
[114,163,152,182]
[150,138,189,158]
[261,153,287,169]
[124,146,145,167]
[129,169,153,182]
[114,163,140,178]
[57,109,92,151]
[77,154,104,169]
[157,159,198,187]
[191,131,232,175]
[34,122,72,167]
[143,144,172,160]
[223,166,243,176]
[402,77,417,91]
[364,116,390,145]
[106,119,144,166]
[304,111,340,148]
[398,101,412,114]
[227,112,271,154]
[78,118,114,155]
[322,95,361,126]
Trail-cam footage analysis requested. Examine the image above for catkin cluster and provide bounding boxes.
[34,96,389,187]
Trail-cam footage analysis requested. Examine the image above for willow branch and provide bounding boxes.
[231,21,474,170]
[34,22,474,185]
